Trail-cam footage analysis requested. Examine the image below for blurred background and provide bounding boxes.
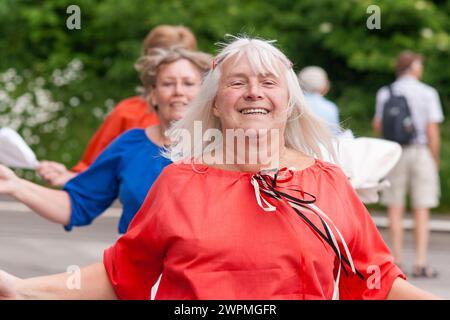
[0,0,449,298]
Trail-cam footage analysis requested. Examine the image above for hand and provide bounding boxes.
[0,165,20,195]
[36,161,77,186]
[0,270,22,300]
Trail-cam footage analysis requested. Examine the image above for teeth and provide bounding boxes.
[240,108,269,115]
[171,102,186,107]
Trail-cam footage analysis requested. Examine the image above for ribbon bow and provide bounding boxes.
[251,168,364,300]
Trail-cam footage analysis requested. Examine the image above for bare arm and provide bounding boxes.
[387,277,441,300]
[426,122,440,167]
[0,165,71,225]
[372,117,382,136]
[0,263,117,300]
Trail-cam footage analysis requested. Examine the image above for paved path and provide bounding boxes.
[1,198,449,299]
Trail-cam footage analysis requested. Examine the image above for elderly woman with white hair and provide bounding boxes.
[0,36,439,300]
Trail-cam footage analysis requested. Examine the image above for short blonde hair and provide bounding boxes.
[165,35,335,162]
[142,25,197,54]
[135,47,211,106]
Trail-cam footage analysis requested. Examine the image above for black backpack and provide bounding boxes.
[381,85,416,145]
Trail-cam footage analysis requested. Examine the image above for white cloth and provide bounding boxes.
[375,75,444,145]
[0,128,39,169]
[322,133,402,204]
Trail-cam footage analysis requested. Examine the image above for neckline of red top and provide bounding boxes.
[173,158,323,177]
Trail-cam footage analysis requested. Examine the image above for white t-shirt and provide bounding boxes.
[375,75,444,145]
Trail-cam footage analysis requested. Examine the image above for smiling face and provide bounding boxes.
[151,58,202,125]
[213,55,290,134]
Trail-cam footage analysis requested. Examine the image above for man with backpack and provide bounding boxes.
[372,50,444,278]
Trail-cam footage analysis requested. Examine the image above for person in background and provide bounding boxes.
[0,47,211,234]
[37,25,198,186]
[372,50,444,278]
[298,66,340,135]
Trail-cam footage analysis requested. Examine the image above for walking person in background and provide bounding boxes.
[37,25,198,186]
[372,50,444,278]
[298,66,340,135]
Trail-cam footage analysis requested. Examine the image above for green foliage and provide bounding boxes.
[0,0,449,209]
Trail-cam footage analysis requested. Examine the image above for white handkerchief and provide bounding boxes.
[321,135,402,204]
[0,127,39,169]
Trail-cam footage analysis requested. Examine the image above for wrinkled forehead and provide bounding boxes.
[219,49,287,79]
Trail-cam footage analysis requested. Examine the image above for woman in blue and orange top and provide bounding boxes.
[0,47,211,234]
[37,25,197,186]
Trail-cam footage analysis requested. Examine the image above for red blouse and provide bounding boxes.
[103,159,405,300]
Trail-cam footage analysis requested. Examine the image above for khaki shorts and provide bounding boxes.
[381,145,440,209]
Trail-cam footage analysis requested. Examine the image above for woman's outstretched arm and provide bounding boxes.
[387,277,441,300]
[0,263,117,300]
[0,165,71,225]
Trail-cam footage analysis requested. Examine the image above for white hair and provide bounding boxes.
[298,66,329,93]
[163,35,335,162]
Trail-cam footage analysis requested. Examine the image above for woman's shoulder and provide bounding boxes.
[143,162,196,197]
[303,158,349,185]
[313,158,344,173]
[112,96,149,114]
[99,129,149,157]
[286,149,347,181]
[158,161,196,177]
[112,128,147,144]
